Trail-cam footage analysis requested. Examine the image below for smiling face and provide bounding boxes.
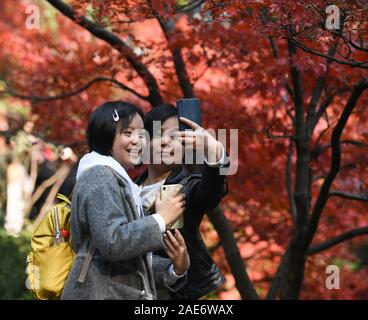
[111,113,146,170]
[149,116,183,170]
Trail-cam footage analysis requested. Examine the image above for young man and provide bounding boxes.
[136,104,229,300]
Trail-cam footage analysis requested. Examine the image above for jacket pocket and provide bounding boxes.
[105,275,146,300]
[105,272,151,300]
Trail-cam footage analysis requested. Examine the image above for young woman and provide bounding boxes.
[136,104,228,300]
[61,101,190,300]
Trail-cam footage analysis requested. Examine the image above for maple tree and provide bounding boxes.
[0,0,368,299]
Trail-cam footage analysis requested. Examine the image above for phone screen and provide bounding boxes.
[176,98,202,131]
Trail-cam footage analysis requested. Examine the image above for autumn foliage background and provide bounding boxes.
[0,0,368,299]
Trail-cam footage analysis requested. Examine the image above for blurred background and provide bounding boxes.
[0,0,367,300]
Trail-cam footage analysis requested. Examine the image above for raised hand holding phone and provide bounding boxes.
[176,116,222,164]
[176,98,222,164]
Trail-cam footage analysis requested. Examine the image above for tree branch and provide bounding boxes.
[156,14,194,98]
[286,139,297,224]
[46,0,163,106]
[269,36,279,59]
[312,93,335,129]
[193,42,224,85]
[328,190,368,202]
[33,164,71,227]
[290,38,368,69]
[2,76,149,103]
[331,30,368,53]
[306,15,344,137]
[304,78,368,247]
[308,226,368,255]
[288,40,304,112]
[312,139,368,160]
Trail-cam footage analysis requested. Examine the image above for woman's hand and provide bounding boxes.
[163,229,190,276]
[155,191,185,227]
[176,117,223,164]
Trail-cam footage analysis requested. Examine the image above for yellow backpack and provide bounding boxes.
[26,193,75,300]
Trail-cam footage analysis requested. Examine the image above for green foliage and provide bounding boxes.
[177,0,191,5]
[0,100,30,116]
[40,0,59,33]
[0,228,33,299]
[330,255,366,272]
[354,242,368,268]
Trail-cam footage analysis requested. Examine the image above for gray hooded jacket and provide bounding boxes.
[61,165,185,300]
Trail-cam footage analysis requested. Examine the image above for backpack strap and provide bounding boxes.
[77,244,95,283]
[56,193,71,205]
[63,185,93,284]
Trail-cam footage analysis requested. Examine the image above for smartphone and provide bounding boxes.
[176,98,202,131]
[160,184,184,229]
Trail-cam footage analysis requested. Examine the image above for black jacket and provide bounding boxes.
[136,164,227,299]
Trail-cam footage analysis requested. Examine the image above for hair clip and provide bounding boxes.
[113,109,120,122]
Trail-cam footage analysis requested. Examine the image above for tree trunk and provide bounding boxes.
[279,234,308,299]
[207,206,259,300]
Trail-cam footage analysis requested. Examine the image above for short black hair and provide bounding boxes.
[145,103,177,139]
[86,101,144,156]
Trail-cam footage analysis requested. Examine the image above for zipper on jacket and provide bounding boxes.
[135,271,152,299]
[53,206,63,244]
